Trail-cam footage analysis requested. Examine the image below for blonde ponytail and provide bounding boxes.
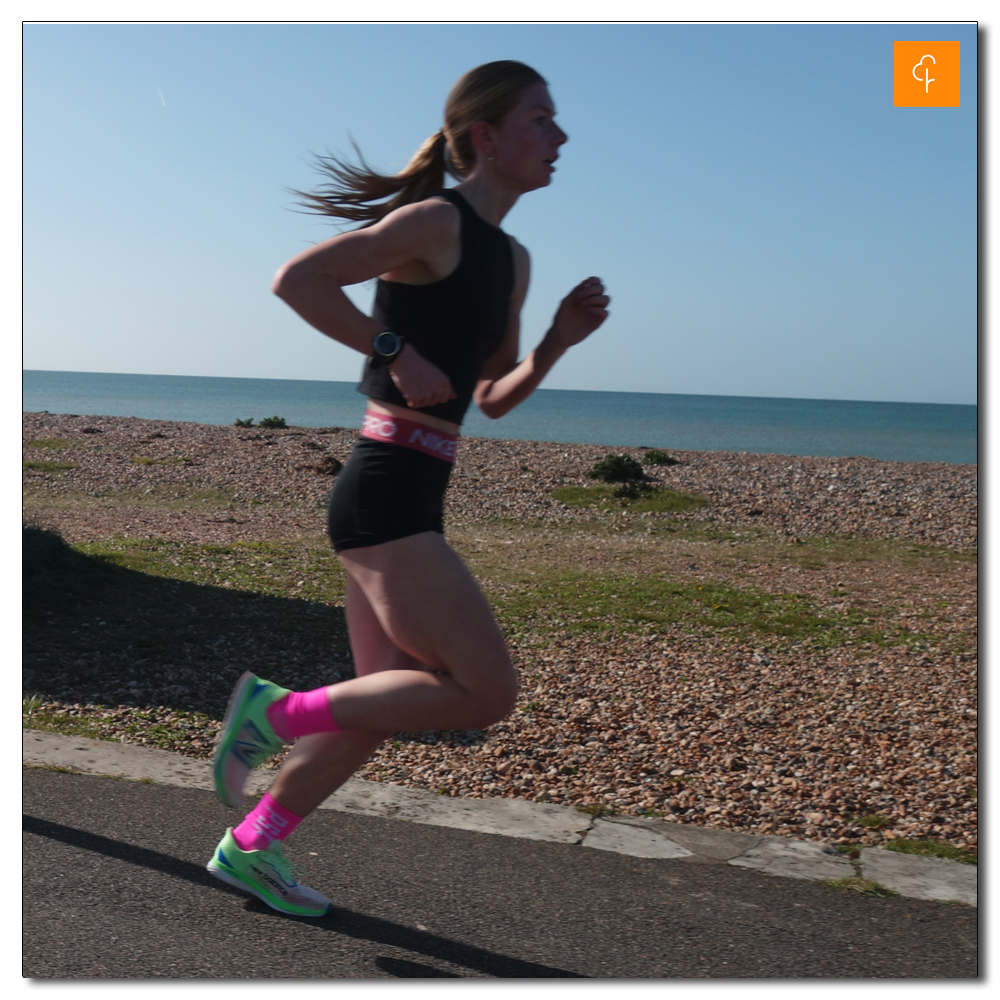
[293,129,449,225]
[293,61,546,226]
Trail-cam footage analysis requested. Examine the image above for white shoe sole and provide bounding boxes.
[206,859,331,918]
[212,671,259,808]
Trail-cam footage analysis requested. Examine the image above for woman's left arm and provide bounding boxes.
[474,238,610,420]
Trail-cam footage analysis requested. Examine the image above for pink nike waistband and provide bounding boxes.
[359,408,459,463]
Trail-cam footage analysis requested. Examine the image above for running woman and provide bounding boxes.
[208,61,610,916]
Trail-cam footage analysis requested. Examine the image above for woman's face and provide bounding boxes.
[485,82,568,192]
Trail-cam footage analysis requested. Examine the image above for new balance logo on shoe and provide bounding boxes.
[232,719,270,766]
[250,861,294,895]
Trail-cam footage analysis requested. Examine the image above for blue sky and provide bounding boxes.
[22,22,977,405]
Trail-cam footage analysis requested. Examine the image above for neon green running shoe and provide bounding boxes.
[207,829,332,917]
[213,672,289,808]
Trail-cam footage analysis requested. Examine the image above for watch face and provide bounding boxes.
[374,332,401,357]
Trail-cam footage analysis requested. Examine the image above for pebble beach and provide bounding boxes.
[23,411,978,852]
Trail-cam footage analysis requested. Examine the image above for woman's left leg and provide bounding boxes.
[263,572,427,817]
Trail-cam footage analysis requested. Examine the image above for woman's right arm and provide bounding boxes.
[272,200,458,406]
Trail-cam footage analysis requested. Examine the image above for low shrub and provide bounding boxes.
[586,454,645,483]
[235,415,287,429]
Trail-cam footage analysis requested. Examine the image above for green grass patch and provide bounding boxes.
[451,519,972,654]
[24,694,106,740]
[79,537,346,603]
[825,877,899,898]
[22,698,228,757]
[131,455,192,466]
[774,533,976,570]
[23,460,76,472]
[24,763,86,775]
[854,814,892,829]
[575,803,616,817]
[628,489,709,514]
[25,438,72,450]
[550,485,619,509]
[492,568,893,647]
[884,838,977,865]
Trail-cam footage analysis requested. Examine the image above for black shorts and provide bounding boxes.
[327,437,454,553]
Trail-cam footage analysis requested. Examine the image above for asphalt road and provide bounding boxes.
[23,768,977,979]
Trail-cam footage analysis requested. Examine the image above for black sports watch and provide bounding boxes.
[371,330,405,367]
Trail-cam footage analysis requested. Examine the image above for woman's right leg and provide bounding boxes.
[214,530,517,804]
[325,529,519,733]
[263,532,517,817]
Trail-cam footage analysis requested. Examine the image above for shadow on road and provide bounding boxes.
[23,814,586,979]
[373,956,462,978]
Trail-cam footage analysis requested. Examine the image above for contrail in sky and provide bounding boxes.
[157,87,167,107]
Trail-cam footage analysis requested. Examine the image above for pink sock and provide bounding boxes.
[232,792,303,852]
[266,687,339,741]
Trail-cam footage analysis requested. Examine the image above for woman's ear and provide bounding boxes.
[468,120,497,162]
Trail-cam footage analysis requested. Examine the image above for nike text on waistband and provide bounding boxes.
[359,409,459,462]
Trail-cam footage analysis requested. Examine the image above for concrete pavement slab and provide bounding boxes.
[600,815,762,862]
[859,847,978,906]
[322,779,593,844]
[728,836,856,881]
[582,818,693,858]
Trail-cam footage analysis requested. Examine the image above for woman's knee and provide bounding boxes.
[464,663,519,728]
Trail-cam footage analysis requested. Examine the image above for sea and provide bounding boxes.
[22,370,977,465]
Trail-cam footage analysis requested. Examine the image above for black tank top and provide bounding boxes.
[357,188,515,426]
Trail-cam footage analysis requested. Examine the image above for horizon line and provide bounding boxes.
[22,369,977,410]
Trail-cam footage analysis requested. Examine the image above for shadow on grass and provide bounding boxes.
[23,527,352,718]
